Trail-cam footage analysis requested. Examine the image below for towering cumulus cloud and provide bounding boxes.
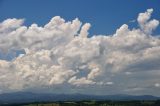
[0,9,160,95]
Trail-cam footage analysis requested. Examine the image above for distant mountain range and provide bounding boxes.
[0,92,160,104]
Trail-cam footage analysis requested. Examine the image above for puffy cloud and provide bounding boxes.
[137,8,159,34]
[68,76,95,86]
[79,23,91,38]
[0,18,24,33]
[0,16,81,52]
[0,9,160,95]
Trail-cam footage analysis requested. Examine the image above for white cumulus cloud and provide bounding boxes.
[0,9,160,95]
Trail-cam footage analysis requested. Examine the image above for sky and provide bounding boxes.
[0,0,160,35]
[0,0,160,96]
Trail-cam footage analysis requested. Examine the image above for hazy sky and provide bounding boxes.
[0,0,160,96]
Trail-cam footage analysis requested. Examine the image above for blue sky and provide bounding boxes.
[0,0,160,96]
[0,0,160,35]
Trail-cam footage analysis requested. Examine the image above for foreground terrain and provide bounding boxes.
[1,100,160,106]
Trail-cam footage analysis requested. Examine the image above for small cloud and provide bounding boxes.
[129,19,136,23]
[106,82,114,85]
[155,83,160,87]
[125,72,132,75]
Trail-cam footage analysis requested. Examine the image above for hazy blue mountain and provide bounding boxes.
[0,92,159,104]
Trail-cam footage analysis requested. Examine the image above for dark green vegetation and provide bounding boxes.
[1,100,160,106]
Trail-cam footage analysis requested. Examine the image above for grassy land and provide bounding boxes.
[1,100,160,106]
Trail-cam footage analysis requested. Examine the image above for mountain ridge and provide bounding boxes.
[0,92,160,104]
